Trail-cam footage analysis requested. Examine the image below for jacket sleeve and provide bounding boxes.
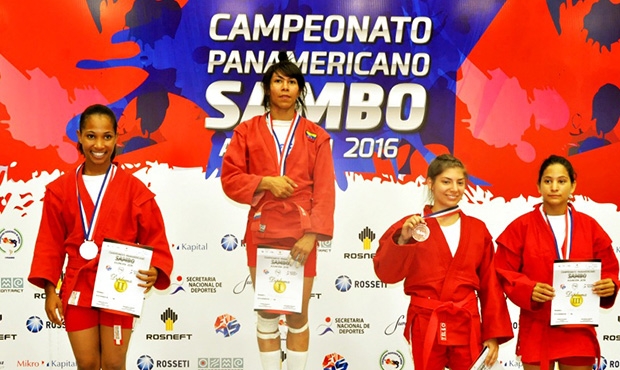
[373,215,417,284]
[220,125,264,206]
[591,218,619,308]
[134,188,174,290]
[308,134,336,240]
[495,221,540,311]
[28,184,67,289]
[477,230,514,344]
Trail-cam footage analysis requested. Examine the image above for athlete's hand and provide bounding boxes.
[531,282,555,302]
[290,233,317,266]
[138,266,158,293]
[260,176,297,198]
[593,278,616,297]
[482,338,499,367]
[44,282,63,325]
[398,215,425,245]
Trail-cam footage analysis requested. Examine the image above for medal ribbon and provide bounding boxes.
[423,205,460,220]
[76,164,116,242]
[267,112,301,176]
[540,206,573,260]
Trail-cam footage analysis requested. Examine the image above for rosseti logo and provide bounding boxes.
[137,355,154,370]
[221,234,238,251]
[26,316,43,333]
[594,356,607,370]
[335,275,352,292]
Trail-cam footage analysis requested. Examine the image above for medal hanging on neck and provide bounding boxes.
[412,206,460,242]
[76,164,115,260]
[267,112,301,176]
[540,206,573,260]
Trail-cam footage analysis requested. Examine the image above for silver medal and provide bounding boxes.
[79,240,98,260]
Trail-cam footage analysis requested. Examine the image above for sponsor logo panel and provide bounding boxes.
[0,229,23,258]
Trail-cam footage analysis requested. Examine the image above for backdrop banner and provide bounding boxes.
[1,1,619,369]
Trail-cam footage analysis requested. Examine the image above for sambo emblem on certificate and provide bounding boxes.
[550,259,601,326]
[91,239,153,317]
[254,245,304,314]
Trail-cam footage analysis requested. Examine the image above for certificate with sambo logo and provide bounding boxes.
[91,239,153,317]
[254,245,304,314]
[550,259,601,326]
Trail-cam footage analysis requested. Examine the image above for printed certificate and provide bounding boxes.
[550,260,601,326]
[91,239,153,317]
[253,245,304,314]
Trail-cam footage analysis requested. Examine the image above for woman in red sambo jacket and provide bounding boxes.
[221,51,335,370]
[374,154,513,370]
[28,104,173,370]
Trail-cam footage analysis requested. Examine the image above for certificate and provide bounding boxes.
[91,239,153,317]
[550,259,601,326]
[253,245,304,314]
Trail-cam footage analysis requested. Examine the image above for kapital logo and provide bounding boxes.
[335,275,352,292]
[221,234,238,251]
[172,242,207,252]
[137,355,154,370]
[26,316,43,333]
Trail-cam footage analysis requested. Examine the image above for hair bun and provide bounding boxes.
[278,50,289,62]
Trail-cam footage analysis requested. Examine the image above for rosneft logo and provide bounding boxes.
[145,308,192,341]
[137,355,154,370]
[221,234,238,251]
[161,308,177,331]
[358,227,375,250]
[335,275,352,292]
[26,316,43,333]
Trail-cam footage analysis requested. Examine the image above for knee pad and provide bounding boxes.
[256,315,280,340]
[287,322,308,334]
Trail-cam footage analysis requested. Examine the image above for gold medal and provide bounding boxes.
[273,280,287,293]
[570,294,583,307]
